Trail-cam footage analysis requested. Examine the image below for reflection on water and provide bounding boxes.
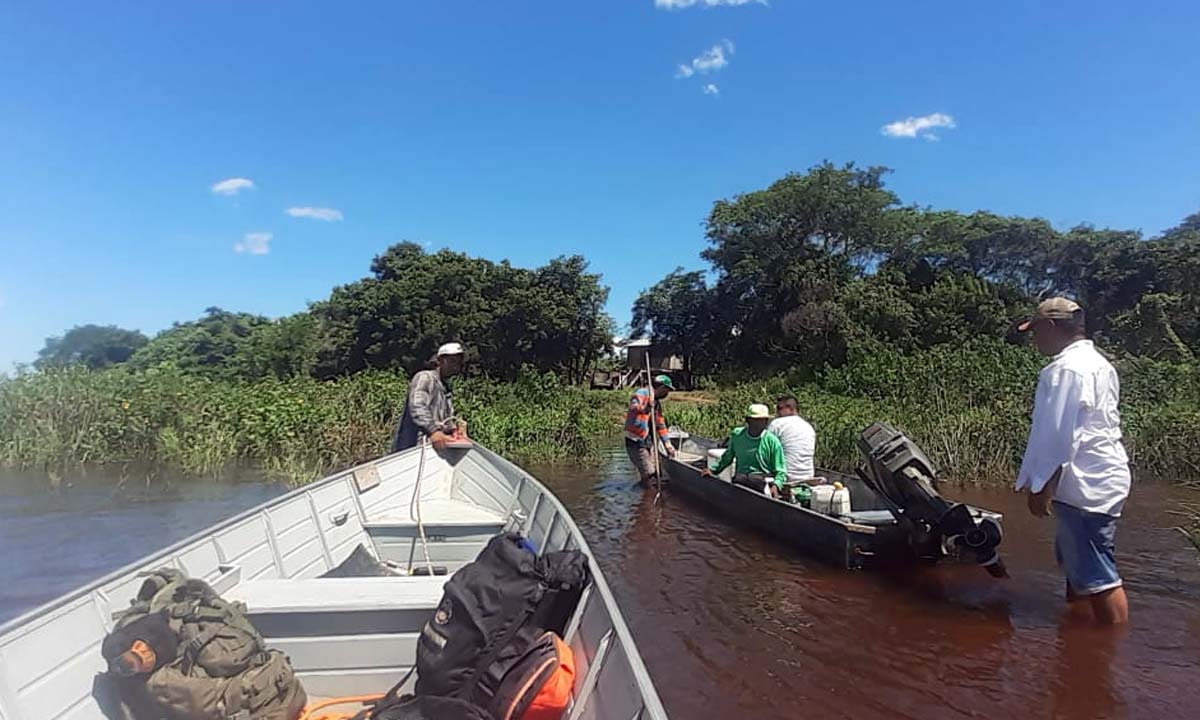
[2,453,1199,719]
[0,469,287,623]
[529,449,1200,720]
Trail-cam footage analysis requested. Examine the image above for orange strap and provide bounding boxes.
[298,694,385,720]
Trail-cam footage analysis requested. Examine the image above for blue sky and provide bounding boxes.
[1,1,1198,372]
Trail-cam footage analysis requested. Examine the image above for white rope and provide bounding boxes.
[409,436,436,576]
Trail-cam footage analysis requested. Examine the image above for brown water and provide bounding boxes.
[3,458,1199,719]
[529,450,1200,720]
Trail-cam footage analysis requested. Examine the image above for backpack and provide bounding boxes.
[475,628,575,720]
[414,533,588,718]
[102,569,307,720]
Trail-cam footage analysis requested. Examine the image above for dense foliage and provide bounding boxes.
[0,366,617,484]
[631,162,1200,377]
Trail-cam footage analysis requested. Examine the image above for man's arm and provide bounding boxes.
[1016,367,1084,495]
[765,435,788,487]
[408,373,440,435]
[654,402,675,456]
[711,433,736,475]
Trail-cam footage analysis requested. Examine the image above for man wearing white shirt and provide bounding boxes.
[768,395,816,481]
[1016,298,1130,625]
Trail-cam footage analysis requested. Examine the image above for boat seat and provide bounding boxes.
[364,498,507,572]
[227,576,448,614]
[365,497,507,526]
[846,509,897,526]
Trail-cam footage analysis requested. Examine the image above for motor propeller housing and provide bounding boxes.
[856,422,1005,575]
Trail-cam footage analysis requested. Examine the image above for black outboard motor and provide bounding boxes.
[857,422,1006,577]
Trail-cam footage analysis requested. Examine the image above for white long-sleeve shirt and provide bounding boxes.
[1015,340,1131,516]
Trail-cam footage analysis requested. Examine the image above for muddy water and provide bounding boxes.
[2,457,1199,719]
[529,451,1200,720]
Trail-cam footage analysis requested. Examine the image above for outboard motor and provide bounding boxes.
[856,422,1006,577]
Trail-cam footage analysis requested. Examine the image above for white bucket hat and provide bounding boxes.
[437,342,464,357]
[746,403,771,419]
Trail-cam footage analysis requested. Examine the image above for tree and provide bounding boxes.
[700,162,905,371]
[129,307,271,379]
[630,269,715,374]
[312,243,613,382]
[36,324,148,370]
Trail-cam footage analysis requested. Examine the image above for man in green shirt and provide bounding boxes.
[702,403,788,496]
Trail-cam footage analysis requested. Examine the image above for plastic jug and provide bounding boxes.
[810,484,835,514]
[707,448,725,472]
[830,481,852,516]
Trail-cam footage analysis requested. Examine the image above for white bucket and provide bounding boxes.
[707,448,725,472]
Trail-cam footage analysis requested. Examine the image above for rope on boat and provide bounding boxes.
[298,693,385,720]
[409,435,437,577]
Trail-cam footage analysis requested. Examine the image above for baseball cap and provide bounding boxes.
[437,342,465,357]
[1017,298,1082,332]
[746,403,771,419]
[653,374,675,390]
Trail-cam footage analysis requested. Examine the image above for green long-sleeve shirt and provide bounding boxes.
[712,426,788,487]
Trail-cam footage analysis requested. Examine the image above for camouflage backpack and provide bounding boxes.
[103,569,307,720]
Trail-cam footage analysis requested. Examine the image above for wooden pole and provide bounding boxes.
[645,352,661,479]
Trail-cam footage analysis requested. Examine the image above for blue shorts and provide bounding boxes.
[1053,501,1122,595]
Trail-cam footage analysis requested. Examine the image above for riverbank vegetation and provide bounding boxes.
[5,163,1200,504]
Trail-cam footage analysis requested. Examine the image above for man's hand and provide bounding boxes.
[664,444,676,458]
[1027,487,1053,518]
[430,430,449,452]
[700,468,713,477]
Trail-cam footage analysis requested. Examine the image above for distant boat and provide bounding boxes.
[0,444,669,720]
[664,422,1006,574]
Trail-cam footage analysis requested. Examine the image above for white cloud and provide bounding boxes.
[676,40,734,78]
[211,177,256,196]
[285,206,344,222]
[703,83,720,95]
[234,232,272,255]
[656,0,766,9]
[881,113,956,140]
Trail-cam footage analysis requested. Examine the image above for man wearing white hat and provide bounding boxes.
[1016,298,1131,625]
[391,342,468,453]
[702,403,788,496]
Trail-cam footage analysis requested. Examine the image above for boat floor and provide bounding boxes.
[367,497,507,526]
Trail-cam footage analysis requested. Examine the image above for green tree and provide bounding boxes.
[36,324,149,370]
[702,162,905,371]
[630,268,714,374]
[313,243,612,382]
[129,307,271,379]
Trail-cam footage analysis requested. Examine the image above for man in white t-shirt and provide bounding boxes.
[1016,297,1131,626]
[767,395,816,481]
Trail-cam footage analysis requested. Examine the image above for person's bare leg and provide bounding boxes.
[1089,586,1129,625]
[1065,584,1095,624]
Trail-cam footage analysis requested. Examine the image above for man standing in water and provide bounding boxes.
[624,374,675,482]
[1017,298,1131,625]
[392,342,468,453]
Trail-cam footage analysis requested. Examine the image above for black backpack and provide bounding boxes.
[415,533,589,705]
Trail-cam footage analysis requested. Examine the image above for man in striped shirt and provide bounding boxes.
[624,374,676,481]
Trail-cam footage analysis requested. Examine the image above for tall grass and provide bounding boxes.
[3,345,1200,489]
[0,366,624,485]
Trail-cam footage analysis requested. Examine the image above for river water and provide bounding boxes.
[3,454,1200,719]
